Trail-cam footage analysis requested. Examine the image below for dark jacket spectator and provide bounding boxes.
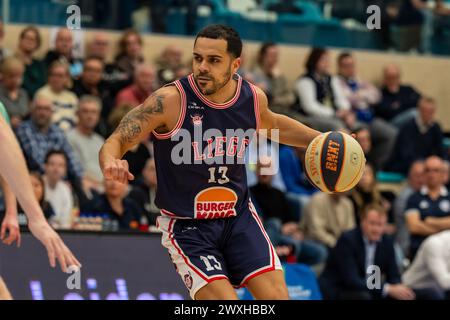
[385,97,445,175]
[375,64,421,126]
[319,205,414,300]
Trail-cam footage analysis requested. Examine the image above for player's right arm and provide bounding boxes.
[99,85,180,183]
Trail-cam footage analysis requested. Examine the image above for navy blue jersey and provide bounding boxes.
[152,73,260,219]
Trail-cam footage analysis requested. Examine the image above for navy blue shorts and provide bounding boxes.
[156,200,282,299]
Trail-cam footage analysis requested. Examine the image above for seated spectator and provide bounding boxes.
[319,204,416,300]
[349,163,395,234]
[43,28,83,78]
[28,171,55,220]
[375,64,421,127]
[394,160,425,258]
[35,61,79,132]
[0,19,11,64]
[406,156,450,259]
[250,158,327,266]
[67,96,105,196]
[123,134,152,183]
[114,63,156,110]
[295,48,352,132]
[385,97,445,175]
[353,126,380,172]
[279,145,317,206]
[402,230,450,300]
[43,150,75,230]
[82,178,142,231]
[113,29,145,82]
[252,42,296,118]
[0,57,29,129]
[301,192,355,251]
[155,45,188,85]
[15,96,84,195]
[71,56,113,136]
[129,158,159,226]
[336,52,397,169]
[87,32,129,93]
[14,25,46,98]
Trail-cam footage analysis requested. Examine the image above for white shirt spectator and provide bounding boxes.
[402,230,450,293]
[295,76,350,117]
[67,127,105,183]
[44,178,74,229]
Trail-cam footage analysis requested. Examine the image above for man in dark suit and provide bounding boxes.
[319,204,416,300]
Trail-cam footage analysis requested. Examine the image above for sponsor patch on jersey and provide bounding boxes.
[194,186,238,219]
[190,114,203,126]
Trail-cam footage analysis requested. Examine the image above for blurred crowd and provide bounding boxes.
[0,21,449,300]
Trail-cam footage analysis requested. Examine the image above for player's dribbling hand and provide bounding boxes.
[0,211,21,247]
[103,159,134,184]
[28,219,82,273]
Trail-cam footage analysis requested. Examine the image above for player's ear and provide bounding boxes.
[232,57,241,73]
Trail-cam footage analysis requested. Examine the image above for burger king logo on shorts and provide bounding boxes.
[194,187,238,219]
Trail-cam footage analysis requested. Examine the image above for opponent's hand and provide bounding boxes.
[28,219,81,273]
[102,159,134,184]
[1,211,21,247]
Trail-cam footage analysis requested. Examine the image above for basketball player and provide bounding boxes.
[0,114,81,273]
[99,24,321,300]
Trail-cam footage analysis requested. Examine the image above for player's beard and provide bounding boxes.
[195,67,233,96]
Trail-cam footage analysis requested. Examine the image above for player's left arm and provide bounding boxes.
[256,86,322,147]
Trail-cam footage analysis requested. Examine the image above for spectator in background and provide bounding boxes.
[35,61,79,132]
[375,64,421,127]
[155,45,188,85]
[394,0,427,52]
[319,204,416,300]
[252,43,296,118]
[114,29,144,81]
[385,97,445,175]
[114,63,156,111]
[349,163,395,234]
[43,150,74,230]
[129,158,159,226]
[301,192,355,251]
[295,48,352,132]
[394,160,425,258]
[406,156,450,259]
[43,28,83,78]
[403,230,450,300]
[0,20,11,64]
[336,53,397,169]
[71,56,113,136]
[250,157,327,266]
[87,32,129,93]
[123,133,153,182]
[353,126,379,171]
[279,145,317,206]
[28,171,55,220]
[83,178,142,231]
[0,57,29,129]
[14,26,46,98]
[67,96,105,196]
[15,96,84,192]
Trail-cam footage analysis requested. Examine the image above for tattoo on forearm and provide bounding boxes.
[116,93,164,144]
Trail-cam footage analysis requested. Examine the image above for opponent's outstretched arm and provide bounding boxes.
[99,86,180,183]
[0,175,20,246]
[256,86,322,147]
[0,116,81,272]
